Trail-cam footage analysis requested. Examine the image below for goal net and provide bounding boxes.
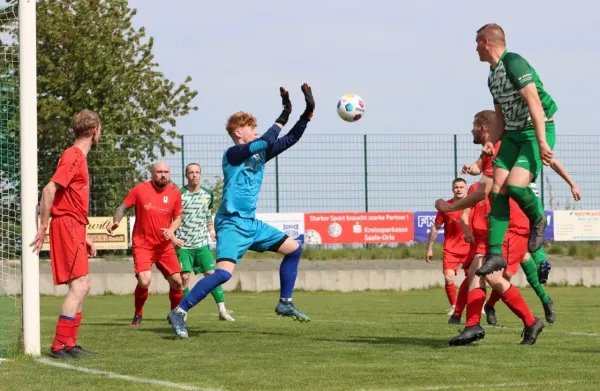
[0,0,21,357]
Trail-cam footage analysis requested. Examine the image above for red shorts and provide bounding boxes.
[49,216,88,285]
[464,240,489,271]
[442,251,468,272]
[133,246,181,278]
[503,231,528,276]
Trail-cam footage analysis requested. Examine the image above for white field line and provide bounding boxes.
[35,358,222,391]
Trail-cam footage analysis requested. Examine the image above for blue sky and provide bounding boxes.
[129,0,598,137]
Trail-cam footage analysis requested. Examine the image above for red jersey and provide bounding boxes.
[124,181,183,249]
[508,198,529,235]
[481,140,501,178]
[50,146,89,225]
[467,183,490,243]
[435,199,470,256]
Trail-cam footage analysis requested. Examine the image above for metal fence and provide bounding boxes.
[87,134,600,216]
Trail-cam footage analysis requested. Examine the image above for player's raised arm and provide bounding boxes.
[108,186,137,233]
[224,87,294,166]
[436,175,493,212]
[550,157,581,201]
[266,83,315,162]
[462,158,483,176]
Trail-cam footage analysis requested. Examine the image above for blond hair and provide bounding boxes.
[72,110,100,139]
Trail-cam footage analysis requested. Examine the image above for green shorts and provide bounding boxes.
[493,121,556,177]
[176,245,215,274]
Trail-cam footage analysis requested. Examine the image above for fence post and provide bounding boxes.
[275,155,280,212]
[453,134,458,178]
[364,134,368,212]
[180,135,185,186]
[540,166,545,209]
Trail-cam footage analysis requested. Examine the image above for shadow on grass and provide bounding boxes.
[316,335,454,349]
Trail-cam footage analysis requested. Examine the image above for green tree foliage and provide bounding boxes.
[35,0,198,215]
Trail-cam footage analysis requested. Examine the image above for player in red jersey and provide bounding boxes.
[436,110,544,345]
[108,161,184,326]
[447,181,490,325]
[425,178,470,315]
[30,110,102,359]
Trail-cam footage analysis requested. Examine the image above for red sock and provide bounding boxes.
[501,285,536,327]
[169,288,183,310]
[51,316,76,352]
[465,288,487,327]
[444,283,457,307]
[486,290,502,308]
[453,279,469,317]
[72,312,82,347]
[134,285,149,316]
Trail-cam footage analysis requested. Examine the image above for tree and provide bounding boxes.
[34,0,198,215]
[204,175,223,212]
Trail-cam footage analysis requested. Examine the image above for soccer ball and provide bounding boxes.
[337,93,365,122]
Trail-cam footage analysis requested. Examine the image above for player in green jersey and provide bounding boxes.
[172,163,234,321]
[474,23,559,276]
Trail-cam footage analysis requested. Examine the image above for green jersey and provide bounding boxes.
[488,50,558,131]
[176,185,214,248]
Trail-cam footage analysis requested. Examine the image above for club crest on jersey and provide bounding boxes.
[163,196,169,203]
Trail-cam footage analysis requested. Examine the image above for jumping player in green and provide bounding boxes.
[474,23,558,276]
[172,163,234,322]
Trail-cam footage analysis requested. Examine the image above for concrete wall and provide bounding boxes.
[3,266,600,296]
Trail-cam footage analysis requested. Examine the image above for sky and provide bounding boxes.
[122,0,600,214]
[128,0,599,137]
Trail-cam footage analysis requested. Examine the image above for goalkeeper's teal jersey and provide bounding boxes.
[216,149,266,219]
[177,186,213,248]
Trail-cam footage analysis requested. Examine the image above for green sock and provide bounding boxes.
[530,247,547,268]
[489,193,510,255]
[507,185,544,224]
[183,287,189,297]
[211,285,225,304]
[521,259,550,304]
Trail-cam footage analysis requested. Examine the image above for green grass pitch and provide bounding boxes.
[1,287,600,390]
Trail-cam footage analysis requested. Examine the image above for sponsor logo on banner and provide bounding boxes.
[554,210,600,241]
[42,216,129,251]
[413,212,444,243]
[303,212,413,244]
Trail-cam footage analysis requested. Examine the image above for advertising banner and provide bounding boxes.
[303,212,413,244]
[42,216,129,251]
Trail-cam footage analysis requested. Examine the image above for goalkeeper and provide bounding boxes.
[167,84,315,338]
[172,163,234,322]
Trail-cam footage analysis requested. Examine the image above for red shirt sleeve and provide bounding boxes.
[434,210,444,226]
[173,190,183,217]
[468,183,479,195]
[51,149,81,188]
[123,185,138,208]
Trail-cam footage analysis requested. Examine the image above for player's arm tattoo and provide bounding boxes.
[426,223,441,250]
[112,203,129,224]
[266,119,308,161]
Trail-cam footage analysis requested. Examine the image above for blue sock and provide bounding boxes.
[178,269,232,312]
[59,315,76,322]
[279,245,302,300]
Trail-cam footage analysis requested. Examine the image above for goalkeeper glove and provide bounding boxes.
[300,83,315,121]
[275,87,292,126]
